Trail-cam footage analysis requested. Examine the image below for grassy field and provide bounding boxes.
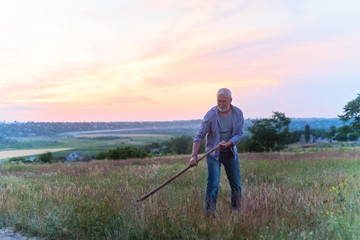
[0,134,173,162]
[0,150,359,239]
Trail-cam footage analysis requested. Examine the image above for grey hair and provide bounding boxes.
[217,88,232,98]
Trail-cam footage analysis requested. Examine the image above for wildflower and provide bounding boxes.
[332,186,336,191]
[282,218,285,222]
[326,210,329,215]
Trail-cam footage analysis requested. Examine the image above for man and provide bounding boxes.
[189,88,244,217]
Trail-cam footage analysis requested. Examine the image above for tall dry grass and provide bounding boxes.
[0,150,359,239]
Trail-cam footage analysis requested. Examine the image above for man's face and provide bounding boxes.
[217,93,232,112]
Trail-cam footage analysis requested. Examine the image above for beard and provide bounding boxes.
[217,105,230,113]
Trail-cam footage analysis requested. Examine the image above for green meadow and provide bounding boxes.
[0,150,359,239]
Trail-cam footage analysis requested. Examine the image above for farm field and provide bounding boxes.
[0,150,359,239]
[0,148,73,161]
[0,133,174,163]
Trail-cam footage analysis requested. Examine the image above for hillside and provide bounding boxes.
[0,118,343,137]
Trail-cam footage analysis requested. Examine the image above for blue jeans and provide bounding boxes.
[205,152,242,214]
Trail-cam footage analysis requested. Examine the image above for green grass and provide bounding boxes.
[0,150,359,239]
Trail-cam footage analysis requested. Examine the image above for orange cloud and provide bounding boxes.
[1,0,358,122]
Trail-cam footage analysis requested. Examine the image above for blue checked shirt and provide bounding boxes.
[194,105,244,160]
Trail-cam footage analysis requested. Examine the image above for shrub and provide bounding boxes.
[106,146,147,160]
[8,157,25,163]
[95,151,107,160]
[56,156,66,162]
[37,152,53,163]
[79,154,92,162]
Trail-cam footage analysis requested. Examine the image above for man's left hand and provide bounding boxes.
[218,140,231,150]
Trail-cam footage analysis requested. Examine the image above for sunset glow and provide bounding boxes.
[1,0,359,122]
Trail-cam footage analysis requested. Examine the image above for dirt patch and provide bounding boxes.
[0,148,73,159]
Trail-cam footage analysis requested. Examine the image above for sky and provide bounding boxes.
[0,0,359,122]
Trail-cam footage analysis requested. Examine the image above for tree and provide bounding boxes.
[328,125,337,140]
[334,125,353,141]
[288,130,302,144]
[348,132,359,141]
[246,112,291,152]
[338,94,360,132]
[304,124,310,143]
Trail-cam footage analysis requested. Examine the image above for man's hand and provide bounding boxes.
[218,140,232,150]
[189,156,198,166]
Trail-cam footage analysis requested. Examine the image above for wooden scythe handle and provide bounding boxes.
[136,146,219,202]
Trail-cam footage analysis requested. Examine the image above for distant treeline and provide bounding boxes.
[0,118,342,137]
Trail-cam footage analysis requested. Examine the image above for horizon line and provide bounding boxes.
[1,117,342,124]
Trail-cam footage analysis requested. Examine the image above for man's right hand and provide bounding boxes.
[189,156,198,166]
